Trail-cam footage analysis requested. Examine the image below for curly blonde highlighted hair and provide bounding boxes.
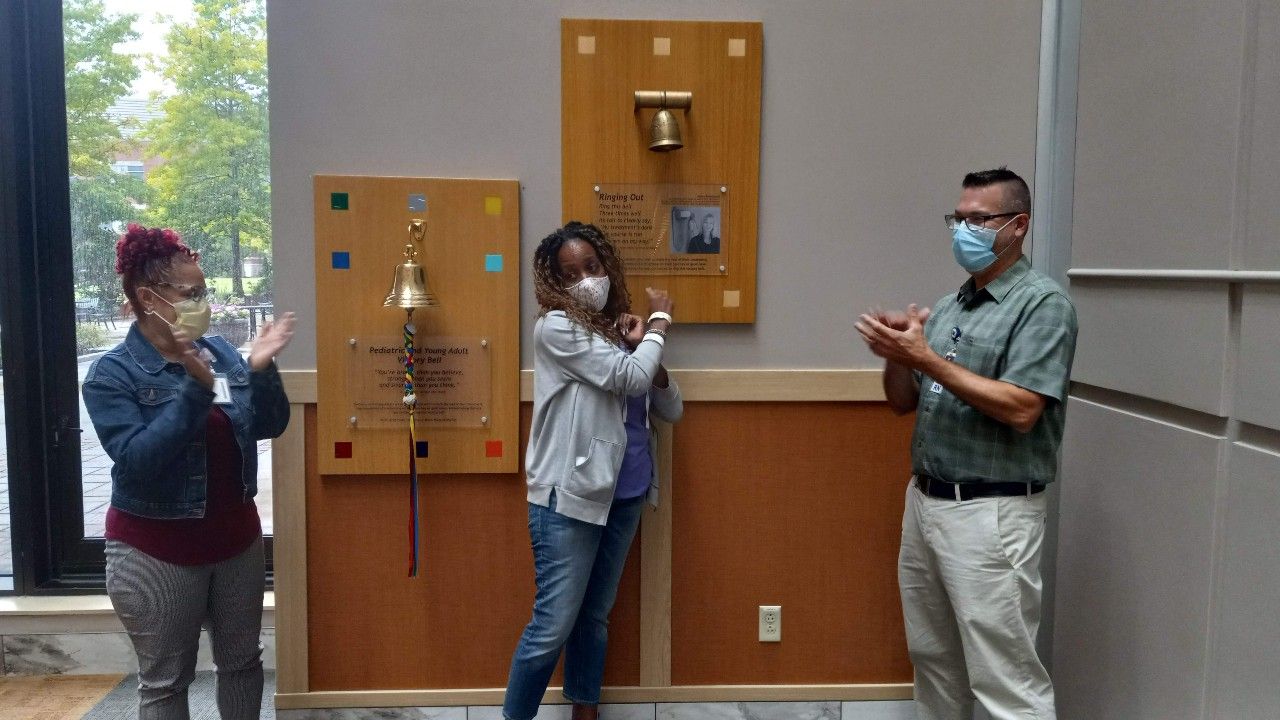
[533,222,630,344]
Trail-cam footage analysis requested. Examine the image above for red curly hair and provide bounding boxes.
[115,224,199,315]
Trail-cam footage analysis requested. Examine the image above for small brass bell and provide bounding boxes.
[384,220,440,309]
[648,109,683,152]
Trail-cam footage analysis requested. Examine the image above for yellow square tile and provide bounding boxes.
[484,196,503,215]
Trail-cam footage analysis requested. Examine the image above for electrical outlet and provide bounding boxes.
[759,605,781,642]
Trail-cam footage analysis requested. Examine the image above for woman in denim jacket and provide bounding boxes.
[82,225,293,720]
[504,222,681,720]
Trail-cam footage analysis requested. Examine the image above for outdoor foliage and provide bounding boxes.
[63,0,138,176]
[65,0,271,307]
[75,322,109,355]
[70,172,150,305]
[144,0,270,297]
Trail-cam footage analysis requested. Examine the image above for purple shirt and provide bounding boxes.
[615,392,653,499]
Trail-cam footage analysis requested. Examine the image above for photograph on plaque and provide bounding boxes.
[348,335,491,429]
[593,183,726,275]
[670,206,721,254]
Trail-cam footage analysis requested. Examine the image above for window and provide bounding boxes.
[109,160,144,180]
[1,0,273,594]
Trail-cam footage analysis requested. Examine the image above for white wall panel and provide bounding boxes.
[1054,398,1224,720]
[1071,0,1245,270]
[1211,443,1280,720]
[1236,285,1280,430]
[1071,280,1229,415]
[1245,0,1280,269]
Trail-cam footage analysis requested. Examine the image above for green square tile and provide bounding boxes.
[330,192,349,210]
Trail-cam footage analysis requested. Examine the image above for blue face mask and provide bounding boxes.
[951,217,1016,273]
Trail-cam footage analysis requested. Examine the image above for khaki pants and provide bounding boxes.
[898,478,1056,720]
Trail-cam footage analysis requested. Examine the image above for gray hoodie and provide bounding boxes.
[525,311,683,525]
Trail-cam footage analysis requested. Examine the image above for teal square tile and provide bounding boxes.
[330,192,349,210]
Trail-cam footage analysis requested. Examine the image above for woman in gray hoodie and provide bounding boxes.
[504,222,682,720]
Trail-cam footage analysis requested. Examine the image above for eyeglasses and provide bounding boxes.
[154,282,210,302]
[944,212,1024,231]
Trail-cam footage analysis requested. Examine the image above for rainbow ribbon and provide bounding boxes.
[404,315,421,577]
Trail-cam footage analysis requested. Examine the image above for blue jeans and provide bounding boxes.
[503,492,645,720]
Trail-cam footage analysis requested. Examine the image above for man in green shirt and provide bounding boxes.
[856,168,1077,720]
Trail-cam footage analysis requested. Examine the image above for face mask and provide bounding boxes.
[566,274,610,312]
[951,216,1016,273]
[148,291,212,339]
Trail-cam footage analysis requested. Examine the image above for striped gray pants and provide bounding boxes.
[105,537,265,720]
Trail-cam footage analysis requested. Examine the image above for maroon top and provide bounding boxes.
[106,406,261,565]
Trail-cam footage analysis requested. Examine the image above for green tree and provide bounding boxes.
[145,0,269,297]
[62,0,139,176]
[70,172,151,306]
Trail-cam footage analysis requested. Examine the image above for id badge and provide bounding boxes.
[929,381,943,394]
[212,374,233,404]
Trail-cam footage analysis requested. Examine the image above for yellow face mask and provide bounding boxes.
[149,291,212,339]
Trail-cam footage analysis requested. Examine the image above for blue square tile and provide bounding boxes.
[485,254,504,272]
[331,251,351,269]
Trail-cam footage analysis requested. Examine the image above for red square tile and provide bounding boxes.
[334,441,353,459]
[485,440,503,458]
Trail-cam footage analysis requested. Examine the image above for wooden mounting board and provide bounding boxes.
[562,18,763,323]
[313,175,520,475]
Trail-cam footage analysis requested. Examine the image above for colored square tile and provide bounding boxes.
[334,441,352,459]
[653,37,671,56]
[415,440,429,458]
[485,254,504,272]
[408,193,426,211]
[331,251,351,269]
[485,440,503,458]
[330,192,349,210]
[484,196,503,215]
[728,38,747,57]
[723,290,741,308]
[577,35,595,54]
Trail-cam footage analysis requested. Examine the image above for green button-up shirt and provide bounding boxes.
[911,256,1078,485]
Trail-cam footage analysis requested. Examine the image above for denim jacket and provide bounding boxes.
[82,324,291,519]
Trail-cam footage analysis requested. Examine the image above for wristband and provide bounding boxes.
[642,332,666,347]
[648,311,673,324]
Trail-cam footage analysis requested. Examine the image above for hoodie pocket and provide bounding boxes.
[565,436,624,503]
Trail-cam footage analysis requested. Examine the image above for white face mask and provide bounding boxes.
[566,275,610,312]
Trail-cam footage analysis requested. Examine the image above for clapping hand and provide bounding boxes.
[855,304,933,368]
[171,328,215,390]
[248,311,296,371]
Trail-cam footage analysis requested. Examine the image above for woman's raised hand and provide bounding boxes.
[249,311,296,371]
[646,287,673,317]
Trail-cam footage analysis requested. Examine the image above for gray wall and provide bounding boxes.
[1052,0,1280,718]
[267,0,1042,371]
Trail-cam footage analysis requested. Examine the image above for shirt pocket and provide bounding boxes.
[226,367,249,387]
[956,335,1004,379]
[136,385,178,406]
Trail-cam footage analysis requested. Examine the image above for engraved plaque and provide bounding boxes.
[348,336,491,429]
[592,183,726,275]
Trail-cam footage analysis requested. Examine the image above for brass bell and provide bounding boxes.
[648,108,683,152]
[384,220,440,308]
